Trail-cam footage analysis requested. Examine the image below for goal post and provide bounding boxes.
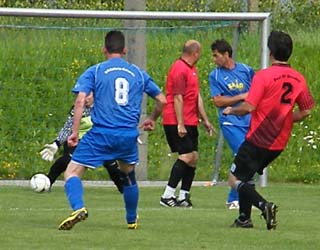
[0,8,271,186]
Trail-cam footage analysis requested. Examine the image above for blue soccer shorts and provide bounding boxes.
[71,127,139,168]
[221,124,248,155]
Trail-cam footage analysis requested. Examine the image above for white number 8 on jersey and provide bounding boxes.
[115,77,129,105]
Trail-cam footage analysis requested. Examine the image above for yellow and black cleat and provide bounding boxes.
[58,207,88,230]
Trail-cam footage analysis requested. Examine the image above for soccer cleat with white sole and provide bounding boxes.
[160,197,178,207]
[177,193,193,208]
[226,201,239,210]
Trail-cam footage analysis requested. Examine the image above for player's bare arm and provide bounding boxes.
[293,109,312,122]
[223,101,255,116]
[140,93,166,131]
[68,92,86,147]
[174,94,187,137]
[150,93,167,121]
[198,94,215,136]
[212,92,248,108]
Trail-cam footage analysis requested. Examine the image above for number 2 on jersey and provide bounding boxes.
[115,77,129,105]
[281,82,292,104]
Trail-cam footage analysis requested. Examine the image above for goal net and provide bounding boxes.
[0,8,270,185]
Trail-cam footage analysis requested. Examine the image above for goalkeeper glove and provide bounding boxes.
[40,141,59,162]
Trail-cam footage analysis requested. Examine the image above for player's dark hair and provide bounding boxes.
[210,39,233,58]
[268,30,292,61]
[105,30,125,53]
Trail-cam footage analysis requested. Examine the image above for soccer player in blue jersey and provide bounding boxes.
[58,30,166,230]
[209,39,254,210]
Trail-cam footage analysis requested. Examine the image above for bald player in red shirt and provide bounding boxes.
[160,40,214,208]
[223,30,314,230]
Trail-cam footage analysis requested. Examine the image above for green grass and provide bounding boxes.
[0,183,319,250]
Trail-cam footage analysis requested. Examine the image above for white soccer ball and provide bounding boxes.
[30,173,51,192]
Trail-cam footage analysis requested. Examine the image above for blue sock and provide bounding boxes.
[65,176,84,211]
[227,188,239,203]
[120,170,139,224]
[123,184,139,223]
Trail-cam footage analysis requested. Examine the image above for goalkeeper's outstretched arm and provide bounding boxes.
[39,106,74,162]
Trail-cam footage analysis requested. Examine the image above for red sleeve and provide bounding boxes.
[296,85,315,110]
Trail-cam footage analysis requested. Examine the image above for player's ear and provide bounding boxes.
[122,48,127,55]
[102,47,107,55]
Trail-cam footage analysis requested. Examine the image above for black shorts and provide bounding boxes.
[231,140,282,182]
[163,125,198,154]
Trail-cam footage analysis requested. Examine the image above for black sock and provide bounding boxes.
[103,161,123,193]
[181,163,196,192]
[47,143,74,185]
[47,154,71,185]
[238,183,256,220]
[167,159,186,188]
[239,194,251,220]
[238,182,266,211]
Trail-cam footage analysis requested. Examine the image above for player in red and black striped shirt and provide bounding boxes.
[223,31,314,230]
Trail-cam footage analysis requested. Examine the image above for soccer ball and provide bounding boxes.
[30,173,51,192]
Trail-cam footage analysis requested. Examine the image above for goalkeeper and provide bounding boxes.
[39,92,123,193]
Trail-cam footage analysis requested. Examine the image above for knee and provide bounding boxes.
[119,164,134,174]
[179,152,198,167]
[192,152,198,165]
[228,174,238,189]
[119,169,136,186]
[64,164,72,180]
[228,179,236,189]
[64,163,84,181]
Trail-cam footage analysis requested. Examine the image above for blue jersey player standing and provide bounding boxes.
[58,30,166,230]
[209,39,254,210]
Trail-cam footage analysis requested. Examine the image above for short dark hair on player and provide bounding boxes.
[210,39,233,58]
[268,30,293,61]
[105,30,125,53]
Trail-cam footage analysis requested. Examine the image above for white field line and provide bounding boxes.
[0,206,220,212]
[0,180,226,187]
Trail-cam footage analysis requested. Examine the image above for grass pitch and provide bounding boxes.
[0,183,319,250]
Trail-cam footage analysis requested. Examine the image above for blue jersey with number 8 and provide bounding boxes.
[72,57,161,131]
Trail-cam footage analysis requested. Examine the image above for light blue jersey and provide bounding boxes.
[71,57,161,166]
[73,57,161,131]
[209,62,254,204]
[209,63,254,127]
